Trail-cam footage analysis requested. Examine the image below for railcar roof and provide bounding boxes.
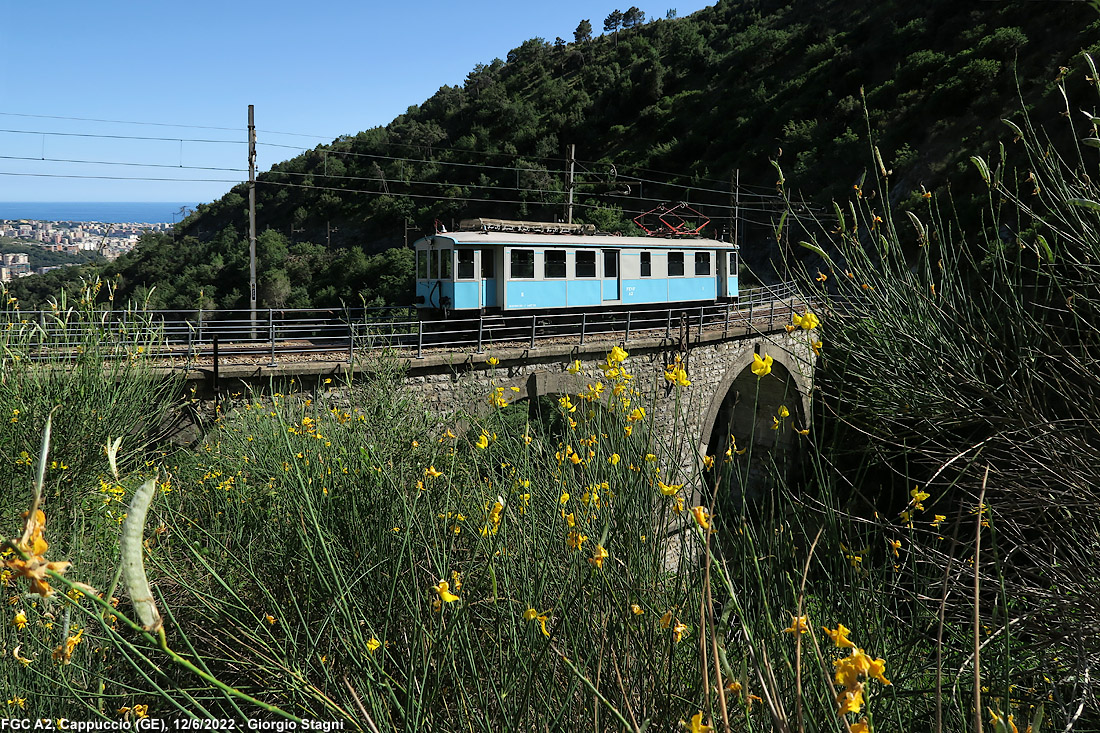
[419,232,737,250]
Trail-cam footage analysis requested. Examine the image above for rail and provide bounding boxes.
[0,281,808,366]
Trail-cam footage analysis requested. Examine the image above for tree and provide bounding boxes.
[604,10,623,35]
[573,19,592,44]
[622,6,646,29]
[666,8,677,19]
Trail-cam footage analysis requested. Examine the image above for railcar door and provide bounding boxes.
[602,249,620,302]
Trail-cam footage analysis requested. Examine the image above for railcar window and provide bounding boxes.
[668,252,685,277]
[439,249,453,279]
[545,250,566,278]
[482,249,495,278]
[457,250,475,279]
[695,252,711,276]
[429,251,436,279]
[417,250,428,279]
[576,251,596,277]
[729,252,737,275]
[511,249,534,278]
[603,251,618,278]
[640,252,651,277]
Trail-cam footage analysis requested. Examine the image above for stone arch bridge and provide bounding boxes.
[184,304,820,500]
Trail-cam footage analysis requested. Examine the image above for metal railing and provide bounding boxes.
[0,281,807,365]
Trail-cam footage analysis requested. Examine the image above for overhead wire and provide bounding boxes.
[0,128,241,145]
[0,152,791,217]
[0,154,247,174]
[0,109,793,191]
[0,117,809,219]
[0,111,346,140]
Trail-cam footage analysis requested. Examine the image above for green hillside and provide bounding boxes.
[8,0,1099,309]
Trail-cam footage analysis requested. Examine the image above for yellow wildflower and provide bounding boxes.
[910,486,930,511]
[703,455,714,469]
[659,610,673,628]
[609,453,621,465]
[683,712,714,733]
[783,613,809,634]
[487,356,499,366]
[608,346,628,364]
[366,637,381,653]
[836,686,865,715]
[691,506,710,531]
[588,544,608,570]
[4,509,71,597]
[425,466,443,479]
[567,360,582,374]
[53,628,84,664]
[433,580,459,603]
[799,311,820,330]
[888,538,901,557]
[751,353,773,377]
[265,614,276,625]
[630,604,645,616]
[523,607,551,637]
[672,620,689,643]
[823,623,856,648]
[132,705,148,719]
[777,405,789,418]
[11,611,27,630]
[566,530,587,551]
[476,433,490,450]
[658,480,682,496]
[664,364,691,386]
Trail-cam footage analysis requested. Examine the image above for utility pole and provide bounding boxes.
[248,104,258,340]
[565,144,576,224]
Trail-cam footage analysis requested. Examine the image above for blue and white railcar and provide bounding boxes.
[413,219,738,313]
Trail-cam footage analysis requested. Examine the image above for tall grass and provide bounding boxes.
[780,55,1100,732]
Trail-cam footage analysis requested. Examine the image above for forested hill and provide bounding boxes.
[12,0,1099,310]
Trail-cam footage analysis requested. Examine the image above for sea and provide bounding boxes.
[0,202,202,224]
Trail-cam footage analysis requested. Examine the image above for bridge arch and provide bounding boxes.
[698,340,813,501]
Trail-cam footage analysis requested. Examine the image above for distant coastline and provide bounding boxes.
[0,202,202,224]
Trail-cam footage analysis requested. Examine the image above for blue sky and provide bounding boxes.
[0,1,712,203]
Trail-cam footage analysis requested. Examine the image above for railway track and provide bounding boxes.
[3,282,809,368]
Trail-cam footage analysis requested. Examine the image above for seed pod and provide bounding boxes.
[120,475,163,632]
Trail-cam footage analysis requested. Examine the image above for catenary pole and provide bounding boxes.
[248,105,258,340]
[566,143,576,224]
